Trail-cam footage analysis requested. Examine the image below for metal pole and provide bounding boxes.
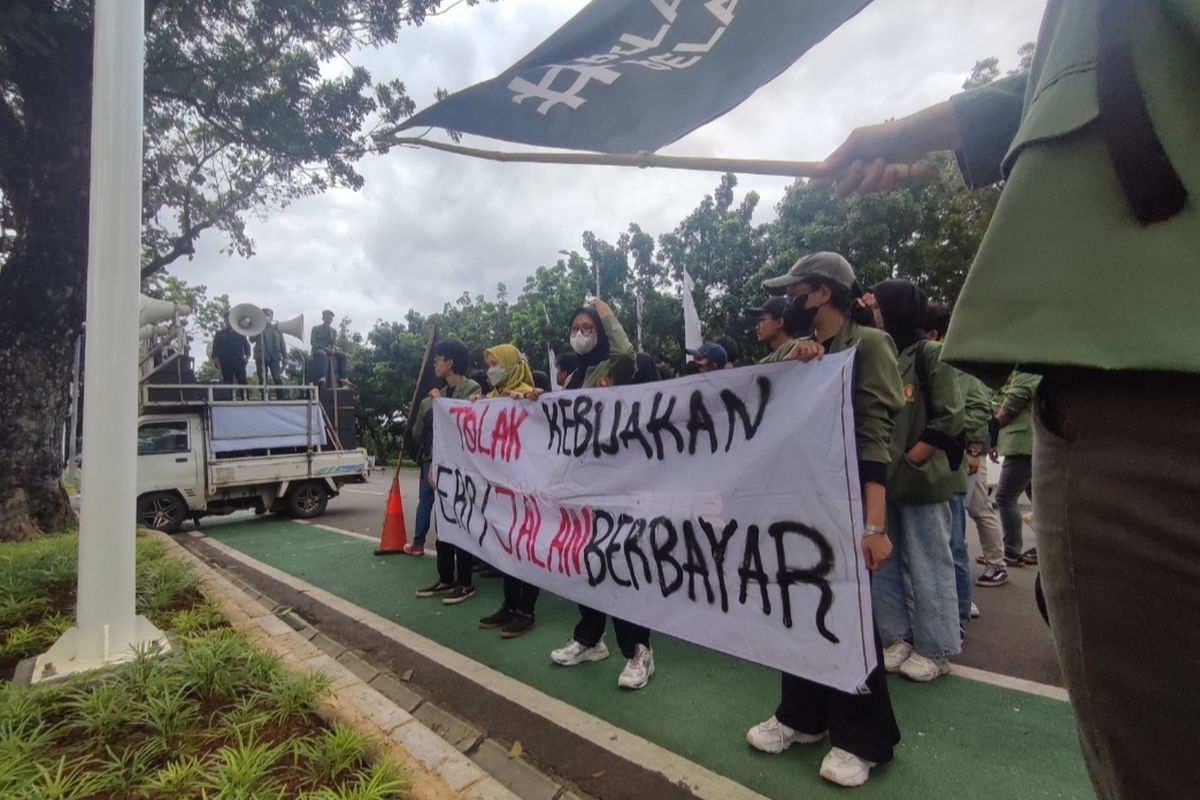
[66,332,82,487]
[34,0,168,682]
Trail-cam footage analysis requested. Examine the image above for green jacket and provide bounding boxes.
[824,319,903,473]
[943,0,1200,383]
[579,314,636,388]
[410,377,482,463]
[953,368,993,493]
[887,340,965,505]
[310,323,337,354]
[995,371,1041,457]
[253,324,285,362]
[758,338,798,364]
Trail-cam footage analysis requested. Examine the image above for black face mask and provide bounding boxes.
[784,293,818,336]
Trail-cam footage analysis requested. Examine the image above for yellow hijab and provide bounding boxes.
[484,344,535,397]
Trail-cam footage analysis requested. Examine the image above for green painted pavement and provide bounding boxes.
[199,518,1093,800]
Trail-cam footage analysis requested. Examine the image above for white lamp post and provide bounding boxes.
[32,0,170,682]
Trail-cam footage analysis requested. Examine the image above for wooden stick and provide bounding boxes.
[377,135,823,178]
[392,319,439,481]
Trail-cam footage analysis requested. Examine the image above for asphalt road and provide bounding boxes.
[194,466,1062,686]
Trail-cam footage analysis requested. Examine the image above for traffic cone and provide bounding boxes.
[374,476,409,555]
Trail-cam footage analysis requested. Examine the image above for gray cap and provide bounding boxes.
[762,251,859,295]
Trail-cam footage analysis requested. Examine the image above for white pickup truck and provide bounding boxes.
[135,385,369,532]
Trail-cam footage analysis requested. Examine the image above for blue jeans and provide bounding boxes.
[949,493,972,627]
[873,501,961,658]
[413,462,435,547]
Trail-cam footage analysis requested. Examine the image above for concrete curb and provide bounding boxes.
[146,529,520,800]
[177,529,770,800]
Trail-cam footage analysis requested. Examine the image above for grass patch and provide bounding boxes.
[0,534,409,799]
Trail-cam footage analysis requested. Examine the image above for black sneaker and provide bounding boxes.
[479,608,517,629]
[975,566,1009,587]
[1022,547,1038,565]
[415,581,454,598]
[500,613,536,639]
[1003,552,1026,568]
[442,586,476,605]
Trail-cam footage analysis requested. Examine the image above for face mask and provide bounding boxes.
[570,331,597,355]
[784,294,819,335]
[487,366,508,387]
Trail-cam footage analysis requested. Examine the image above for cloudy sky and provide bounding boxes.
[173,0,1046,346]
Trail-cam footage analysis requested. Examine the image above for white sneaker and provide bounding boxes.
[882,640,912,673]
[617,644,655,689]
[970,601,981,619]
[746,716,825,754]
[550,638,609,666]
[899,652,951,682]
[819,746,875,787]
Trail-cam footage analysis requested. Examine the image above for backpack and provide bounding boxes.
[913,340,967,472]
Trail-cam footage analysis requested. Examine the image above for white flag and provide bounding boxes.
[682,269,702,360]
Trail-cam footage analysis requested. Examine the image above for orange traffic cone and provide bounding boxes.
[374,476,409,555]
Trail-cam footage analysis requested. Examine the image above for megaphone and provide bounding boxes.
[228,303,267,338]
[139,323,172,340]
[275,313,304,341]
[139,294,190,327]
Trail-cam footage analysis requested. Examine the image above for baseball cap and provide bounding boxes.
[686,342,728,368]
[761,251,861,296]
[743,296,789,319]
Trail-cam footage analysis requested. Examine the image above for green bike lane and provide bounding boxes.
[197,517,1093,800]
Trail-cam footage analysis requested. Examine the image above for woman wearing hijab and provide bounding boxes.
[474,344,542,639]
[869,279,965,684]
[548,300,654,690]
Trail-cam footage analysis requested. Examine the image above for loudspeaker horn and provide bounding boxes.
[138,293,190,327]
[228,303,267,338]
[275,313,304,341]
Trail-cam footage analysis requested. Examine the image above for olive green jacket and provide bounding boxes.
[758,338,798,364]
[410,377,482,463]
[954,368,993,493]
[824,320,903,473]
[310,324,337,354]
[943,0,1200,383]
[887,341,965,505]
[995,371,1041,457]
[579,314,636,389]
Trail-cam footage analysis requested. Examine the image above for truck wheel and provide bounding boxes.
[286,482,328,518]
[137,492,186,533]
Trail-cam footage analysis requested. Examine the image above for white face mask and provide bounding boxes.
[570,331,597,355]
[486,366,508,387]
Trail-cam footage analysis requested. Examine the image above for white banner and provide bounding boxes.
[431,352,875,692]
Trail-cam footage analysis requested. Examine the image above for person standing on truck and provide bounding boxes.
[212,320,250,388]
[415,339,482,605]
[253,308,286,387]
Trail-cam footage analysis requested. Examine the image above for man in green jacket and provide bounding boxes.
[252,308,287,387]
[992,371,1041,566]
[744,296,797,364]
[813,2,1199,795]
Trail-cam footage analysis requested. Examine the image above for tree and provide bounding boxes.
[0,0,491,539]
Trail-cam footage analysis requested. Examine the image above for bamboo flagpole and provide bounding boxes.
[379,135,824,178]
[377,134,937,183]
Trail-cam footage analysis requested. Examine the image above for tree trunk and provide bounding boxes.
[0,24,92,541]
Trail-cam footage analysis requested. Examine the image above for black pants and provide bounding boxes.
[502,576,539,615]
[573,606,649,659]
[994,453,1033,557]
[220,361,248,385]
[436,542,473,587]
[1035,371,1200,799]
[776,625,899,765]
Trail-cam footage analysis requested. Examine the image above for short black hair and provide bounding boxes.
[432,339,469,375]
[715,337,740,365]
[925,300,952,339]
[555,351,580,375]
